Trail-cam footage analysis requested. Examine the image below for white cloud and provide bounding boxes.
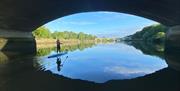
[96,12,136,21]
[61,21,96,25]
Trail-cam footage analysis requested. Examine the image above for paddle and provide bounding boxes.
[62,56,68,65]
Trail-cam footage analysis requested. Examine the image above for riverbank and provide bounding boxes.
[121,24,168,43]
[35,38,96,48]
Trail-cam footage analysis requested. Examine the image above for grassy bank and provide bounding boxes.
[35,38,96,48]
[35,38,115,49]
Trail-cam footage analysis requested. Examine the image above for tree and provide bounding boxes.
[127,24,168,43]
[78,32,86,40]
[33,26,51,38]
[33,26,97,40]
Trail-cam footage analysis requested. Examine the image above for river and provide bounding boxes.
[0,42,179,91]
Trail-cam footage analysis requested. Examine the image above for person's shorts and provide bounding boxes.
[57,45,60,49]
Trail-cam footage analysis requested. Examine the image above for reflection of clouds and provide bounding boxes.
[105,66,157,75]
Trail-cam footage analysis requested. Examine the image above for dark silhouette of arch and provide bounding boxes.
[0,0,179,32]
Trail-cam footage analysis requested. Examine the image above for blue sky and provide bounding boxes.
[45,11,158,38]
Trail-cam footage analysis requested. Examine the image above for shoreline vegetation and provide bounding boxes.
[110,24,168,61]
[35,38,115,48]
[33,26,114,49]
[115,24,168,59]
[119,24,168,43]
[35,38,94,48]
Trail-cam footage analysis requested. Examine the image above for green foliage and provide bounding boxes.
[37,47,55,56]
[33,26,97,40]
[96,38,114,43]
[152,32,165,42]
[33,26,51,38]
[51,31,97,40]
[124,41,165,59]
[128,24,168,43]
[77,32,97,40]
[37,42,95,56]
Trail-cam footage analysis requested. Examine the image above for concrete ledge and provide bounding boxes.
[0,28,36,54]
[1,38,36,54]
[0,29,33,38]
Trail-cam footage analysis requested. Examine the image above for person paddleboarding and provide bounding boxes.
[56,39,63,53]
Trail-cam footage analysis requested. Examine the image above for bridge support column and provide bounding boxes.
[166,25,180,52]
[165,25,180,71]
[0,29,36,54]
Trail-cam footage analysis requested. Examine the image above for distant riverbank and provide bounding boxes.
[120,24,168,43]
[35,38,114,48]
[35,38,96,48]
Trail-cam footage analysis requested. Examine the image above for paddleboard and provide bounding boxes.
[48,52,68,58]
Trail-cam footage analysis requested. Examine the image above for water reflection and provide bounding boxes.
[56,57,62,71]
[36,42,96,56]
[0,41,180,91]
[124,41,165,59]
[56,56,68,72]
[35,42,168,83]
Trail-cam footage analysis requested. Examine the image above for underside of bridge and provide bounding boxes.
[0,0,180,54]
[0,0,180,32]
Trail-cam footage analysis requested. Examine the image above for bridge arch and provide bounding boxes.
[34,10,160,31]
[0,0,180,32]
[0,0,179,71]
[0,0,179,53]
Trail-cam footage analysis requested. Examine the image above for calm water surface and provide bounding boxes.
[35,43,167,83]
[1,42,180,91]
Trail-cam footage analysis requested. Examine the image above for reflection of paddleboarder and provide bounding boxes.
[56,39,63,53]
[56,56,68,72]
[56,57,62,71]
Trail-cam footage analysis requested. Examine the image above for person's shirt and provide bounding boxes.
[56,40,60,45]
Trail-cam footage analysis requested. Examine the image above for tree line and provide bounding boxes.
[123,24,168,43]
[33,26,97,40]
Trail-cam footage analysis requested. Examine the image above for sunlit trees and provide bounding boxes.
[78,32,85,40]
[33,26,51,38]
[126,24,168,43]
[33,26,97,40]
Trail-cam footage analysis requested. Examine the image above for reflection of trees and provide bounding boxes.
[36,42,96,56]
[124,41,165,59]
[77,43,95,51]
[61,42,95,52]
[37,47,55,56]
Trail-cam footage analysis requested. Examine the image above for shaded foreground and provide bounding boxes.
[0,55,179,91]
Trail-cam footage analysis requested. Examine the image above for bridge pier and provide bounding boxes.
[165,25,180,71]
[0,29,36,54]
[166,25,180,52]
